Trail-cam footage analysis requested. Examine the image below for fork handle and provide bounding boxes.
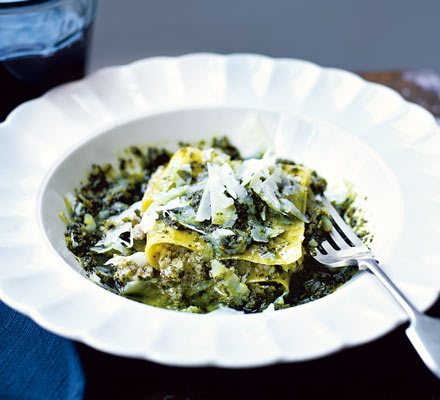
[360,259,440,379]
[360,259,419,320]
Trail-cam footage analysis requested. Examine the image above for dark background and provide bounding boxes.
[79,302,440,399]
[81,1,440,398]
[90,0,440,74]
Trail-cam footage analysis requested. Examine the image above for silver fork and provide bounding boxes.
[314,195,440,379]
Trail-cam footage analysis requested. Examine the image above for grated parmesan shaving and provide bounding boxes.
[207,163,236,227]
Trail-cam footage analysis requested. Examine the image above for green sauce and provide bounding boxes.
[63,137,368,313]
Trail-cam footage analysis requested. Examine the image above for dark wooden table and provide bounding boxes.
[78,70,440,400]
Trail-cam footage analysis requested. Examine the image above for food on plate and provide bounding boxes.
[61,136,369,313]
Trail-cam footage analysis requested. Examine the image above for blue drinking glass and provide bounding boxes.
[0,0,97,121]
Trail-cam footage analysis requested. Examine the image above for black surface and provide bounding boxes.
[77,297,440,400]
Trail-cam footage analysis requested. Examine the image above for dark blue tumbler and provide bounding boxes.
[0,0,97,121]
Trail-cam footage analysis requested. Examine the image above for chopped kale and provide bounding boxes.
[63,139,368,314]
[284,262,358,307]
[211,136,242,160]
[233,201,248,230]
[242,283,285,313]
[65,146,171,270]
[309,170,327,196]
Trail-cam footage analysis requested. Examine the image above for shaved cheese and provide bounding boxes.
[237,149,276,187]
[219,163,247,200]
[211,228,235,240]
[175,163,193,186]
[250,225,269,242]
[105,251,148,268]
[250,222,285,242]
[176,205,197,220]
[101,222,132,246]
[91,242,128,256]
[92,220,134,256]
[196,162,239,226]
[210,259,227,278]
[260,169,281,210]
[279,198,309,222]
[140,202,160,232]
[145,179,206,230]
[164,209,206,234]
[153,184,191,203]
[195,183,211,222]
[210,260,249,305]
[175,174,187,187]
[196,163,238,226]
[238,152,309,223]
[201,148,214,163]
[208,163,236,226]
[158,197,188,211]
[240,153,282,211]
[179,163,192,173]
[281,176,301,196]
[107,200,141,225]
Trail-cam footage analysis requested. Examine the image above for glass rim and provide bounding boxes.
[0,0,75,11]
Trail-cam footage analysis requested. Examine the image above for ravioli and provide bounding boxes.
[65,137,362,313]
[141,145,311,293]
[142,147,204,212]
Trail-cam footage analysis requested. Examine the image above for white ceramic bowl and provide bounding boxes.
[1,54,440,367]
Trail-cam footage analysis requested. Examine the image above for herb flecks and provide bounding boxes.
[63,137,369,314]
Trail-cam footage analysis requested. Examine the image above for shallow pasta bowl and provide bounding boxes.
[1,54,440,367]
